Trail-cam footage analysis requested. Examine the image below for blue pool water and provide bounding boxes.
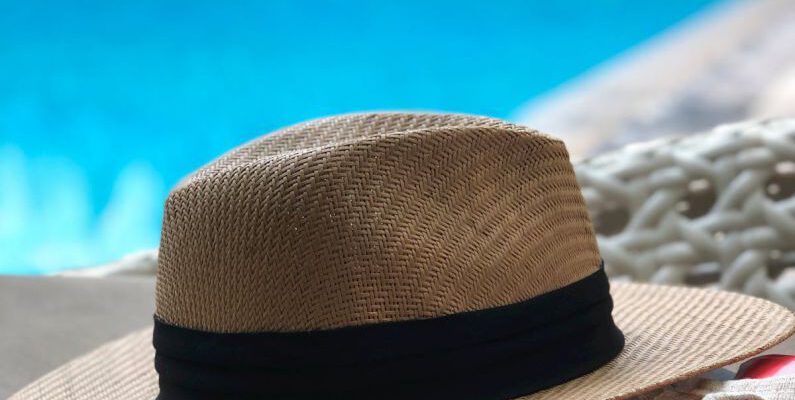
[1,0,718,274]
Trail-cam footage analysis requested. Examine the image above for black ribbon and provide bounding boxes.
[154,264,624,400]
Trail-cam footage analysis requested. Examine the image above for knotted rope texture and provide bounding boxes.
[577,118,795,309]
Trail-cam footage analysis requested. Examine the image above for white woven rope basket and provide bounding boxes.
[577,118,795,309]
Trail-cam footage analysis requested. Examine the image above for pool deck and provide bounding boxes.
[515,0,795,159]
[0,276,154,398]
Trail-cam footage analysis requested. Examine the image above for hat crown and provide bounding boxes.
[155,113,600,333]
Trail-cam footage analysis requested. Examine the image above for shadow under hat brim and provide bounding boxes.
[9,282,795,400]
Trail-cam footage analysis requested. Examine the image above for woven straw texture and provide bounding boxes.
[9,329,157,400]
[10,283,795,400]
[577,119,795,309]
[9,113,795,400]
[156,113,600,332]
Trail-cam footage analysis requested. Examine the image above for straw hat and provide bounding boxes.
[11,113,795,400]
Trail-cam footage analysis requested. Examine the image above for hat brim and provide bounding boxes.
[10,283,795,400]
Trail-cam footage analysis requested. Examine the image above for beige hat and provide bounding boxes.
[11,113,795,400]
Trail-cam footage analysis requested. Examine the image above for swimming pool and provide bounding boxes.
[0,0,719,274]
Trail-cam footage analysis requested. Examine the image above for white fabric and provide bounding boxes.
[633,375,795,399]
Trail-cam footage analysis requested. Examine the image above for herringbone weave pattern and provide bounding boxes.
[156,113,600,332]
